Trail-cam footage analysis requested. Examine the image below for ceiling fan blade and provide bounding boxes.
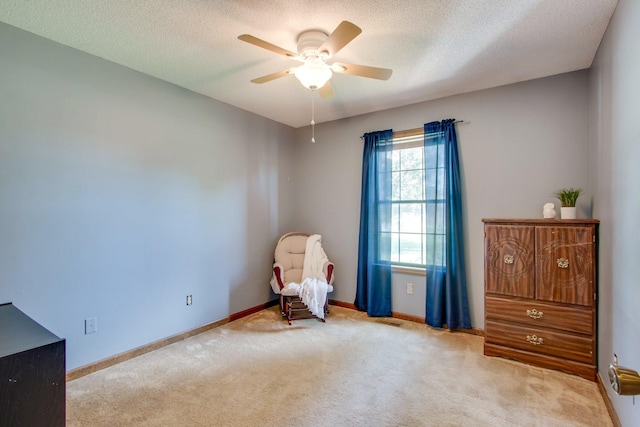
[238,34,298,59]
[332,62,393,80]
[250,68,295,84]
[318,81,335,99]
[319,21,362,57]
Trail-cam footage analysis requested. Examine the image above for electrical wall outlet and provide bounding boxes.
[406,283,414,295]
[186,295,193,305]
[85,317,97,334]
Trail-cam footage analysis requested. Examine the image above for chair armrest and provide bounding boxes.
[323,261,335,285]
[273,263,285,290]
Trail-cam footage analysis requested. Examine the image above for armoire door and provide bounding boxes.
[535,225,595,306]
[485,224,535,298]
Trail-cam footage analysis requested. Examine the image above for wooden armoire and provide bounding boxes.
[0,303,66,426]
[482,219,599,381]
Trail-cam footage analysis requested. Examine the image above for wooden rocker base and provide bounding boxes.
[279,294,330,325]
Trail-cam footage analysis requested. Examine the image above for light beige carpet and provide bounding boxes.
[67,306,612,426]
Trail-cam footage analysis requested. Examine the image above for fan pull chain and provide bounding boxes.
[310,88,316,143]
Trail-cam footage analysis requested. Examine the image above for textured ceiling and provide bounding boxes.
[0,0,617,128]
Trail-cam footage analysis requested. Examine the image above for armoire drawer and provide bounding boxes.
[485,320,594,364]
[485,296,593,335]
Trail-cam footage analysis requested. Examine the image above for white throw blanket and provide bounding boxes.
[302,234,328,283]
[285,234,333,319]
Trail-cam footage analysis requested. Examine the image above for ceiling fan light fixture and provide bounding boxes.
[294,60,332,90]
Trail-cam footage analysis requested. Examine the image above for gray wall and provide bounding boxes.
[589,0,640,424]
[293,71,591,328]
[0,23,297,370]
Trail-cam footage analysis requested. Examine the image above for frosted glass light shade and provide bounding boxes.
[294,60,332,89]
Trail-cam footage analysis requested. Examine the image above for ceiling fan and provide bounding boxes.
[238,21,393,98]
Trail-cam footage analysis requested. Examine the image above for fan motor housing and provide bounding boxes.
[297,30,329,60]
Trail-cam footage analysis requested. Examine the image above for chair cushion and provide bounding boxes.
[274,234,308,283]
[284,268,303,285]
[281,284,333,296]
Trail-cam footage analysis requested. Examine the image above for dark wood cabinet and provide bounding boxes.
[0,303,66,426]
[482,219,599,381]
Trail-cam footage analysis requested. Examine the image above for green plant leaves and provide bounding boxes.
[553,187,583,207]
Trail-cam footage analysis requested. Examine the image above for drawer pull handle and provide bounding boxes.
[557,258,569,269]
[526,309,544,319]
[526,335,544,345]
[504,254,514,264]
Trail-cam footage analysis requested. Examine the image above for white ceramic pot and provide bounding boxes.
[560,207,577,219]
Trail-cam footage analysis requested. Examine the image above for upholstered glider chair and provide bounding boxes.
[270,232,335,324]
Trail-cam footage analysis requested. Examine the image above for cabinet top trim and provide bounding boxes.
[482,218,600,224]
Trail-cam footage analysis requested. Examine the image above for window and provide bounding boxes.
[381,130,446,268]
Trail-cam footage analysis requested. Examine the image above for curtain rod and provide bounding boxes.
[360,120,465,139]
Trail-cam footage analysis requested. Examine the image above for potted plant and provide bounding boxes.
[553,187,583,219]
